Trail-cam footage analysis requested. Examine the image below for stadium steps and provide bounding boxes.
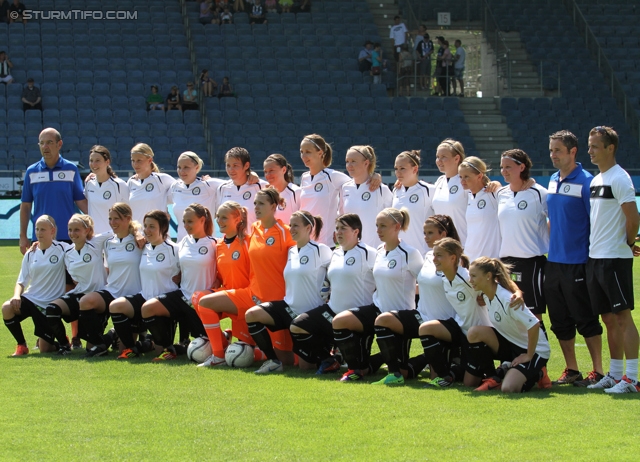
[459,98,515,165]
[364,0,399,65]
[500,32,545,97]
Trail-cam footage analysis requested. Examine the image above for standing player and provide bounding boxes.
[141,204,217,361]
[583,126,640,393]
[263,153,301,225]
[392,150,434,254]
[340,145,393,248]
[3,216,70,355]
[84,145,130,235]
[333,207,423,382]
[246,211,332,373]
[544,130,604,387]
[127,143,176,225]
[497,149,549,319]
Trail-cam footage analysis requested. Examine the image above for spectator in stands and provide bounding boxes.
[433,36,445,95]
[233,0,245,12]
[389,15,408,62]
[0,51,13,85]
[199,0,214,25]
[21,78,41,111]
[358,41,373,74]
[0,0,10,24]
[398,44,413,96]
[218,76,234,98]
[250,0,267,24]
[220,6,233,23]
[371,43,382,85]
[146,85,164,111]
[166,86,182,111]
[417,33,434,91]
[265,0,276,13]
[199,69,217,97]
[437,39,453,96]
[279,0,293,13]
[8,0,26,24]
[452,39,466,97]
[182,82,199,111]
[412,24,427,49]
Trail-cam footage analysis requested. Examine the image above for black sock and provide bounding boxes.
[375,326,401,374]
[45,304,69,346]
[368,352,384,374]
[420,334,451,377]
[178,320,190,344]
[466,341,494,378]
[111,313,136,349]
[248,322,278,361]
[145,316,174,349]
[185,309,207,339]
[78,309,106,347]
[4,317,26,345]
[334,328,364,370]
[291,331,321,363]
[405,354,429,379]
[399,337,412,370]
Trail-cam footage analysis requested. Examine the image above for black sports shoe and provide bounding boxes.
[56,345,72,356]
[84,344,109,358]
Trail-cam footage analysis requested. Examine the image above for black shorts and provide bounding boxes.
[124,293,147,332]
[391,310,424,339]
[544,262,602,340]
[438,317,465,347]
[96,290,116,309]
[157,290,192,320]
[349,304,381,335]
[15,296,53,341]
[494,329,548,392]
[501,255,547,314]
[587,258,635,315]
[59,293,84,323]
[291,304,335,337]
[258,300,297,332]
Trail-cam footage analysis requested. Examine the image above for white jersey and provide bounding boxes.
[17,241,71,308]
[432,174,468,245]
[84,176,130,234]
[417,251,456,322]
[170,177,223,241]
[284,241,332,314]
[299,169,351,246]
[442,266,491,335]
[127,172,176,225]
[484,285,550,359]
[497,184,549,258]
[327,243,377,314]
[372,242,423,312]
[217,179,269,230]
[64,233,111,294]
[139,240,180,301]
[103,234,142,298]
[465,188,501,261]
[275,183,301,225]
[340,180,393,248]
[392,181,435,255]
[589,164,636,259]
[177,235,218,300]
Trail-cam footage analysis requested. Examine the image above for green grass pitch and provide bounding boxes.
[1,245,639,461]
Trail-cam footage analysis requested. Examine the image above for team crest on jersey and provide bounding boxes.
[456,291,465,301]
[103,191,112,200]
[517,200,527,210]
[388,259,397,269]
[278,203,285,211]
[409,194,419,203]
[361,192,371,201]
[49,255,59,264]
[145,183,154,192]
[494,312,502,322]
[346,256,356,266]
[57,172,65,179]
[232,250,240,260]
[192,187,201,196]
[477,199,486,209]
[449,185,459,194]
[242,191,251,200]
[83,254,92,262]
[266,237,275,246]
[563,184,570,194]
[198,246,208,255]
[125,243,135,252]
[300,255,309,265]
[156,253,165,262]
[314,183,323,192]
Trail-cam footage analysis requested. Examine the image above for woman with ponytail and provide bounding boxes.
[263,153,301,224]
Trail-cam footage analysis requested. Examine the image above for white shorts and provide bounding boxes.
[0,75,13,83]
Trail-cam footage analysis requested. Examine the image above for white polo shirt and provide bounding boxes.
[417,251,456,322]
[432,174,468,245]
[139,240,180,301]
[127,172,176,225]
[177,235,218,300]
[217,179,269,231]
[340,180,393,248]
[18,241,71,308]
[465,188,501,261]
[84,176,130,235]
[327,243,377,314]
[442,266,491,335]
[372,242,423,312]
[392,180,435,255]
[284,241,332,314]
[170,177,223,241]
[103,234,142,298]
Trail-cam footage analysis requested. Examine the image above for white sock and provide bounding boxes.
[625,359,638,382]
[610,359,624,380]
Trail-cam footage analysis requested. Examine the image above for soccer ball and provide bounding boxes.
[225,342,254,368]
[187,337,212,363]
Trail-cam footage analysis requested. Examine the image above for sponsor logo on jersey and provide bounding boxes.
[198,246,208,255]
[243,191,251,200]
[232,250,240,260]
[57,172,65,179]
[314,183,323,192]
[103,190,112,200]
[49,255,59,264]
[494,312,501,322]
[361,192,371,201]
[563,184,570,194]
[477,199,486,209]
[511,272,522,282]
[125,243,135,252]
[409,194,419,203]
[145,183,154,192]
[284,305,296,318]
[388,259,397,269]
[449,185,458,194]
[345,256,356,266]
[456,291,465,301]
[83,253,92,262]
[266,237,275,246]
[192,187,201,196]
[300,255,309,264]
[517,200,527,210]
[156,253,165,262]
